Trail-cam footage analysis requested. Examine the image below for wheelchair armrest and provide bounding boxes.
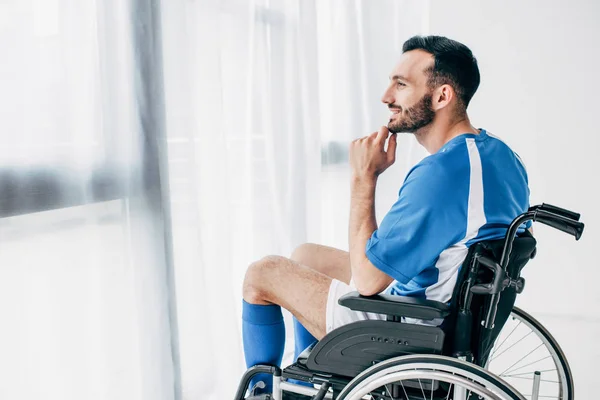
[338,291,450,320]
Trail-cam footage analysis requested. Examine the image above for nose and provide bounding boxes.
[381,83,395,105]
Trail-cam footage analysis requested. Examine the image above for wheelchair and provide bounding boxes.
[235,203,585,400]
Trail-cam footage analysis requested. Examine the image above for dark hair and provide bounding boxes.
[402,35,480,111]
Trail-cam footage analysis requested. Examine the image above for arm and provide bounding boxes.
[348,126,397,296]
[349,175,394,296]
[361,160,468,293]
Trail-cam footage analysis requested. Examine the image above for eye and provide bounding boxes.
[397,81,406,87]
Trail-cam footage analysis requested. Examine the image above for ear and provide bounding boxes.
[431,84,454,111]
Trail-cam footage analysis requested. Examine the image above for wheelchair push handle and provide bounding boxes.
[501,204,584,271]
[533,209,584,240]
[532,203,581,222]
[476,203,585,330]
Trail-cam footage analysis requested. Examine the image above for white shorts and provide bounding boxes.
[325,278,387,333]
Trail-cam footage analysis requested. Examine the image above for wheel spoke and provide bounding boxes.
[499,343,543,375]
[430,379,434,400]
[444,383,453,400]
[501,355,552,376]
[490,321,522,361]
[489,330,534,362]
[418,378,426,400]
[500,375,559,383]
[384,384,397,400]
[503,369,557,377]
[399,380,409,400]
[383,384,391,399]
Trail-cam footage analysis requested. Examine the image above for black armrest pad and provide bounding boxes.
[338,291,450,320]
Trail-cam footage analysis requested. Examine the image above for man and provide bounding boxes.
[241,35,530,399]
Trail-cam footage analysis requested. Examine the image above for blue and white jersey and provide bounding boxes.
[365,129,530,304]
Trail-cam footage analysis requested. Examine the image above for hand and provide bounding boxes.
[349,126,397,180]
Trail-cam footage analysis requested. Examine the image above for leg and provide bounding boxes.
[242,256,332,395]
[244,255,331,339]
[289,244,350,360]
[290,243,351,284]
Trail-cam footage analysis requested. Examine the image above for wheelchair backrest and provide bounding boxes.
[443,231,537,366]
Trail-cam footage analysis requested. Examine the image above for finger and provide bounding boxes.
[376,126,389,144]
[386,133,398,164]
[358,132,377,146]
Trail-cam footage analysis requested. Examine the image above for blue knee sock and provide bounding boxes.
[242,300,286,394]
[290,317,318,388]
[293,317,317,360]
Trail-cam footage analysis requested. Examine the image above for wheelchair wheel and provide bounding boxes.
[337,354,524,400]
[485,306,574,400]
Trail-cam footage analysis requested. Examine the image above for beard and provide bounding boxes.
[388,93,435,134]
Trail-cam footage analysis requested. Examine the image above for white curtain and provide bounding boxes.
[0,1,430,399]
[160,1,322,398]
[160,0,429,399]
[0,1,177,400]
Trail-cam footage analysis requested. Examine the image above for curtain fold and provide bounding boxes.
[0,1,177,399]
[160,2,323,398]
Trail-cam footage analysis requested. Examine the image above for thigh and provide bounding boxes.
[326,279,386,333]
[291,243,351,284]
[258,255,333,340]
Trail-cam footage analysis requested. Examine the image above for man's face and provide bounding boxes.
[382,50,436,134]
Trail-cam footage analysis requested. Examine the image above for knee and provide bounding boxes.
[290,243,317,265]
[242,255,285,303]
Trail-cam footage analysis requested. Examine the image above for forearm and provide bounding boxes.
[349,176,377,269]
[349,176,391,295]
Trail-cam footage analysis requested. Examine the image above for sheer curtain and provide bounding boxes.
[0,1,430,399]
[160,1,322,398]
[0,1,178,400]
[159,0,429,399]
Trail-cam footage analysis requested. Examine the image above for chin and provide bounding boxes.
[387,122,404,134]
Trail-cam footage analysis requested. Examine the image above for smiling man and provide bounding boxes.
[241,35,531,399]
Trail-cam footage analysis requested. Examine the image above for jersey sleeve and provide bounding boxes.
[365,160,469,284]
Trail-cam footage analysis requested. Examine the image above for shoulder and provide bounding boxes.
[404,145,470,190]
[484,130,528,171]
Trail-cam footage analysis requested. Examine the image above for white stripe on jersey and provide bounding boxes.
[424,138,487,303]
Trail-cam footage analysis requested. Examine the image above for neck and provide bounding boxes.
[414,114,479,154]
